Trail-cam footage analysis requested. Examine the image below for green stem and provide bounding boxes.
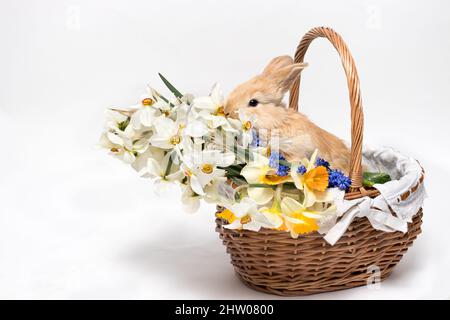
[248,184,276,189]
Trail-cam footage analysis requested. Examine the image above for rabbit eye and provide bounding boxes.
[248,99,259,107]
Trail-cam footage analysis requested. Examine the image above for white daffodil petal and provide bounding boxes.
[223,220,242,230]
[307,149,319,171]
[260,212,283,228]
[242,221,262,232]
[302,211,322,219]
[210,83,224,105]
[153,116,176,133]
[130,112,142,130]
[166,169,184,182]
[313,190,335,203]
[182,196,201,214]
[281,197,305,214]
[284,215,309,225]
[247,187,274,205]
[123,151,135,164]
[192,97,215,111]
[189,175,205,196]
[215,152,235,167]
[241,132,253,147]
[196,171,213,187]
[211,116,228,128]
[99,132,113,148]
[146,158,163,177]
[240,165,261,184]
[290,165,304,190]
[184,120,209,138]
[303,187,317,208]
[140,108,156,127]
[149,135,173,150]
[107,132,124,146]
[226,198,257,218]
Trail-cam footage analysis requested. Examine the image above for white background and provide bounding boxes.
[1,0,449,299]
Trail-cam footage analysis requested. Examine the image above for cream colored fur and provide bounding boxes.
[224,55,351,173]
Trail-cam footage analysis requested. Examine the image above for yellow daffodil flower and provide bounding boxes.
[281,197,322,238]
[291,149,334,207]
[216,208,237,223]
[241,153,291,205]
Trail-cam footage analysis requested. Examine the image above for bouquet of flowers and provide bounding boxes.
[99,75,384,238]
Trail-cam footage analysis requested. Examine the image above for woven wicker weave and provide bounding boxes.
[216,27,424,296]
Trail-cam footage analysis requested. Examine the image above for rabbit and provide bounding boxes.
[224,55,351,174]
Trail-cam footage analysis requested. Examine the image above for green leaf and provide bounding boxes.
[158,73,183,99]
[156,93,171,105]
[363,172,391,187]
[220,164,245,178]
[229,176,247,186]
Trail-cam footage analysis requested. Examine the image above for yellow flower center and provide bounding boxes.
[201,163,214,174]
[240,215,251,224]
[242,121,252,131]
[110,147,119,153]
[303,166,329,191]
[142,98,154,106]
[216,209,236,223]
[215,106,225,117]
[163,110,170,117]
[170,135,181,145]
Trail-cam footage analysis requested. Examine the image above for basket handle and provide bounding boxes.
[288,27,364,190]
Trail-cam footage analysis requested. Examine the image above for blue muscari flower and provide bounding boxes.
[250,129,260,147]
[269,151,289,176]
[276,166,289,177]
[315,157,330,169]
[268,151,282,167]
[328,169,352,191]
[296,165,306,175]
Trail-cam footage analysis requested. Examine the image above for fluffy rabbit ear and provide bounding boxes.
[269,62,308,93]
[262,55,294,75]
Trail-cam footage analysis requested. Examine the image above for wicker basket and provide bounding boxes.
[215,27,424,296]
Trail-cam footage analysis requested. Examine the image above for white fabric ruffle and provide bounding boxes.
[323,146,426,245]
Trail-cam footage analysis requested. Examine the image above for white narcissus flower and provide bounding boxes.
[181,150,235,196]
[221,198,279,232]
[146,150,184,186]
[181,184,201,213]
[130,146,162,175]
[240,153,290,205]
[101,110,149,164]
[149,116,184,150]
[192,83,232,129]
[229,109,257,147]
[192,83,224,114]
[203,180,237,205]
[105,109,132,132]
[175,104,209,138]
[127,90,163,130]
[100,132,148,164]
